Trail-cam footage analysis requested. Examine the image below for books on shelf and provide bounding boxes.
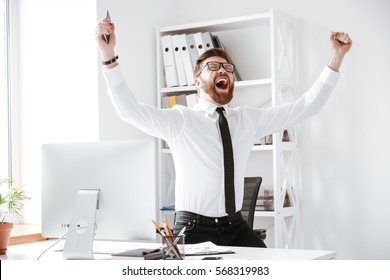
[254,130,291,146]
[256,186,274,211]
[254,134,273,146]
[162,93,199,109]
[255,186,292,211]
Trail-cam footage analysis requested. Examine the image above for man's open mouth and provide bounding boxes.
[215,77,228,90]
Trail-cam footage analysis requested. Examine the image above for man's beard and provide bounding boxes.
[200,74,234,105]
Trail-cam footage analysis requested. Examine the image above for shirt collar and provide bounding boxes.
[196,98,229,116]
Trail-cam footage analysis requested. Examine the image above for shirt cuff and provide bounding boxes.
[102,65,125,87]
[319,65,340,87]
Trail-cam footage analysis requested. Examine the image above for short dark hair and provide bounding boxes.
[194,48,233,77]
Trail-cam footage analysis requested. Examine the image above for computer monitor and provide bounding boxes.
[41,140,156,259]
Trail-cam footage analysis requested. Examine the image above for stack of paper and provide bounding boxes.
[184,241,234,256]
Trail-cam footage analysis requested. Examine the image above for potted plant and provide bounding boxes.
[0,179,30,255]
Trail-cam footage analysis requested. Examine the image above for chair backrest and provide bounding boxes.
[241,177,262,229]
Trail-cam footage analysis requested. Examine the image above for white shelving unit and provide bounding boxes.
[155,9,299,248]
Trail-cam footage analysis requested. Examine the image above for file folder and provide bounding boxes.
[211,34,222,48]
[178,34,195,86]
[186,34,199,69]
[161,35,179,87]
[175,94,187,106]
[186,93,199,107]
[194,32,214,56]
[171,35,188,86]
[168,95,177,108]
[201,32,214,51]
[194,32,205,56]
[161,96,169,109]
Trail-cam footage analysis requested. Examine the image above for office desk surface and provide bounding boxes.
[1,240,336,260]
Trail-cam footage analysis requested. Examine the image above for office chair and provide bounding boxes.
[241,177,267,241]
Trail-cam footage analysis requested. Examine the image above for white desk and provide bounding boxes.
[1,240,335,260]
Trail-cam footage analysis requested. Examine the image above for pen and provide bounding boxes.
[103,10,111,44]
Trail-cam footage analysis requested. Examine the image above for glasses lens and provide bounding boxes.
[223,63,235,73]
[207,62,221,71]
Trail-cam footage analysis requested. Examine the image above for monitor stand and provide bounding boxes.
[63,189,100,260]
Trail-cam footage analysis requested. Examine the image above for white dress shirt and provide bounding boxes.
[103,66,339,217]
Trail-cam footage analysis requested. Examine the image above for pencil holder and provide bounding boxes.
[161,234,185,260]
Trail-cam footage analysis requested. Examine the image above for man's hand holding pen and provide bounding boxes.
[95,11,118,69]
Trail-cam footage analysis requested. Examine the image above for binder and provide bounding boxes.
[201,32,214,51]
[194,32,214,56]
[186,34,199,69]
[160,35,179,87]
[178,34,195,86]
[171,35,188,86]
[161,96,169,109]
[175,94,187,106]
[186,93,199,107]
[211,34,222,48]
[168,95,177,108]
[194,32,205,56]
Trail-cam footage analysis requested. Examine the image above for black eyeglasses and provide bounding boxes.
[197,61,235,77]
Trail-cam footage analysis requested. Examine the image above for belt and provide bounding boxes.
[175,211,244,226]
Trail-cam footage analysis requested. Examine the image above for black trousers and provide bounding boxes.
[173,211,266,248]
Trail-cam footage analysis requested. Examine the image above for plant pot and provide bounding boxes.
[0,222,13,255]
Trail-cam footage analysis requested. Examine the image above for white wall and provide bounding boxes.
[97,0,390,259]
[97,0,178,141]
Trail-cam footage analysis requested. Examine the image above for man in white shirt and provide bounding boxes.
[95,19,352,248]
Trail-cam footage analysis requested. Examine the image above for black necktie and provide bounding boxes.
[216,107,236,215]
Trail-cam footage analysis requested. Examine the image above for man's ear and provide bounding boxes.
[194,77,202,89]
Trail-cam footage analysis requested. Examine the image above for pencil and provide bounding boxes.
[152,219,165,236]
[162,218,173,239]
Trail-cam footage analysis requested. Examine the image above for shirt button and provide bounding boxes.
[215,218,218,223]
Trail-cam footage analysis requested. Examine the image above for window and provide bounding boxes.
[0,0,10,182]
[3,0,99,224]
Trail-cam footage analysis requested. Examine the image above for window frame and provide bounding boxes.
[0,0,12,183]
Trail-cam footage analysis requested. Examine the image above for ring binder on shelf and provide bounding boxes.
[172,34,188,86]
[178,34,195,86]
[161,35,179,87]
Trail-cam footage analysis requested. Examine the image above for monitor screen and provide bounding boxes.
[41,140,156,243]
